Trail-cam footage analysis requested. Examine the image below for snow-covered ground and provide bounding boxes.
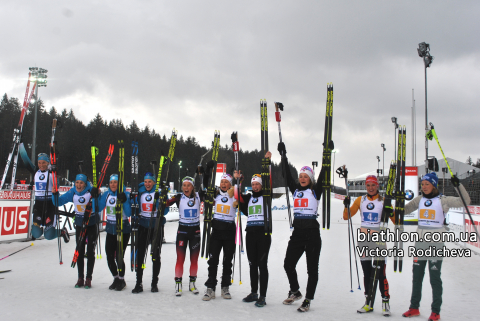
[1,197,478,320]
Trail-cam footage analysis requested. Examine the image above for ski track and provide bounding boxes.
[0,198,478,320]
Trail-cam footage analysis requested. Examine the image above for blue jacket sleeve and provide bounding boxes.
[96,191,109,212]
[53,188,74,206]
[122,191,132,217]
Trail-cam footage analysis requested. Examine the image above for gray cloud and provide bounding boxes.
[1,0,479,183]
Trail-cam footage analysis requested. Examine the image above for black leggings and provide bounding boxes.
[284,228,321,300]
[205,228,236,289]
[105,233,130,277]
[135,225,161,285]
[75,225,98,279]
[246,230,271,297]
[361,259,390,300]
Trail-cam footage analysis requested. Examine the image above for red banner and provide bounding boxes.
[465,218,480,248]
[0,191,31,200]
[467,206,480,215]
[0,205,30,236]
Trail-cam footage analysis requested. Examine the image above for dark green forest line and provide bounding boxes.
[0,93,298,190]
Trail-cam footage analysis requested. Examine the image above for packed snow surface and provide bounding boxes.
[1,197,478,320]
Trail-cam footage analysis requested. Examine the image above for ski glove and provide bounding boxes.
[206,160,215,170]
[384,205,394,217]
[90,188,99,198]
[451,175,460,187]
[277,142,286,155]
[343,196,350,208]
[154,191,160,199]
[117,192,127,203]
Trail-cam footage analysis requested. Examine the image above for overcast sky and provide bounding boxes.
[1,1,479,185]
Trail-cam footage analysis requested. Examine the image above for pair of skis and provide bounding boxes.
[0,72,37,190]
[365,162,397,308]
[115,141,125,273]
[130,141,139,271]
[322,83,334,229]
[231,132,243,284]
[201,131,221,259]
[275,102,293,229]
[150,130,178,263]
[260,100,272,235]
[394,127,406,272]
[49,119,63,264]
[71,144,114,268]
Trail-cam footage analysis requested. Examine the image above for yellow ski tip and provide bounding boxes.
[31,243,34,246]
[239,281,242,285]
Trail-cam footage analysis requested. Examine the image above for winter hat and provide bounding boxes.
[37,153,50,163]
[422,172,438,189]
[110,174,118,182]
[365,175,379,186]
[221,173,233,184]
[251,174,262,185]
[144,172,155,181]
[76,174,87,184]
[182,176,195,186]
[299,166,315,183]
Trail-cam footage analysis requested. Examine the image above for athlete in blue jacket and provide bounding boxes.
[96,174,131,291]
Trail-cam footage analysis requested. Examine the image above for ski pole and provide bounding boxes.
[427,123,479,238]
[0,243,34,261]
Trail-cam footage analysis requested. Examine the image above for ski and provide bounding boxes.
[0,270,12,273]
[275,102,293,229]
[71,145,114,268]
[260,99,272,235]
[399,126,406,272]
[322,83,334,229]
[201,131,220,259]
[393,126,406,272]
[1,71,37,190]
[49,119,62,264]
[116,140,125,273]
[365,162,396,308]
[231,132,243,284]
[151,129,178,262]
[130,140,139,271]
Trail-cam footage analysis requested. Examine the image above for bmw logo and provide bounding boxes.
[297,192,304,198]
[424,200,432,207]
[79,197,85,203]
[221,197,228,203]
[405,189,414,200]
[109,198,115,204]
[367,203,375,210]
[188,200,195,207]
[252,198,259,203]
[39,174,45,180]
[146,195,152,202]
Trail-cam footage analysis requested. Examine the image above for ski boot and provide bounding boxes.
[297,299,310,312]
[109,277,119,290]
[402,308,420,317]
[202,288,215,301]
[132,283,143,294]
[382,298,391,316]
[189,276,199,295]
[175,277,182,296]
[243,293,259,302]
[61,227,70,243]
[116,278,126,291]
[221,286,231,299]
[152,277,159,293]
[75,278,84,288]
[283,290,302,305]
[255,296,267,307]
[85,278,92,289]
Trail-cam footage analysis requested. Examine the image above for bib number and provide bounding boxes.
[420,209,435,220]
[362,212,378,222]
[184,209,198,218]
[248,205,262,215]
[216,204,231,214]
[142,203,152,212]
[295,199,308,207]
[76,205,86,213]
[36,182,46,191]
